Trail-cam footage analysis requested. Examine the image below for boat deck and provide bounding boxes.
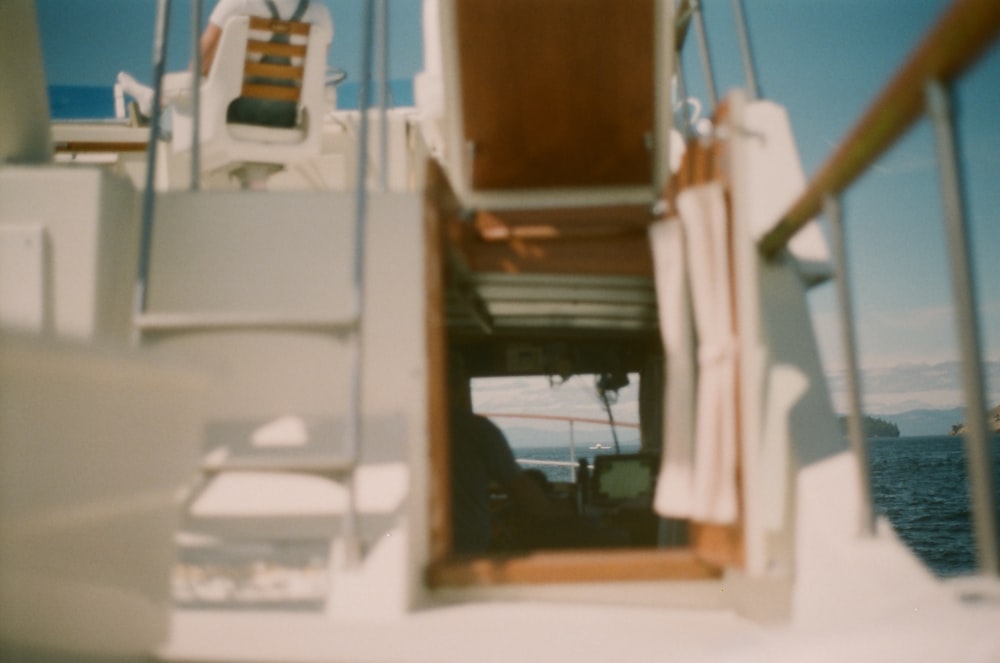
[162,601,766,663]
[162,577,1000,663]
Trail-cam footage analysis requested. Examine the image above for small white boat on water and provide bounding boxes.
[2,0,999,661]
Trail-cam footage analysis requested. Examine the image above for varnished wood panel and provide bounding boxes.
[455,0,655,190]
[426,161,457,562]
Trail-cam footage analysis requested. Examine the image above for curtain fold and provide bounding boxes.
[650,219,695,517]
[651,182,739,524]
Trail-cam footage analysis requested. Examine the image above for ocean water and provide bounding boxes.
[49,85,117,120]
[46,81,415,120]
[514,440,642,481]
[514,434,1000,578]
[869,434,1000,576]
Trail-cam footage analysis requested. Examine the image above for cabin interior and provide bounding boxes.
[416,0,746,587]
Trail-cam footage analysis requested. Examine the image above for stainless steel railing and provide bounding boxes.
[482,412,643,483]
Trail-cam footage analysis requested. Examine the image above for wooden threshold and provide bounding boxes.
[54,141,147,153]
[427,547,722,587]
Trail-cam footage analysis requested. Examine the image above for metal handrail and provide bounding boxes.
[338,0,378,569]
[189,0,202,190]
[479,412,640,429]
[691,0,718,112]
[730,0,759,101]
[759,0,1000,258]
[134,0,198,323]
[133,0,172,325]
[482,412,642,484]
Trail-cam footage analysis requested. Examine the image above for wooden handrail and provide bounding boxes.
[759,0,1000,258]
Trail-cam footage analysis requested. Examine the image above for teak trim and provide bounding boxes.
[248,15,312,36]
[427,548,722,587]
[244,61,304,81]
[240,84,301,102]
[247,40,307,59]
[426,160,459,563]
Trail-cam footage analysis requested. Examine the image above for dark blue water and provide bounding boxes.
[49,85,117,119]
[869,434,1000,577]
[515,442,641,481]
[46,81,415,120]
[515,435,1000,577]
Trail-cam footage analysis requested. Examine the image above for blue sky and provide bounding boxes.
[36,1,423,92]
[681,0,1000,414]
[36,0,1000,415]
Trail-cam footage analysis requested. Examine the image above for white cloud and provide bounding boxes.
[471,373,640,427]
[825,359,1000,414]
[809,288,1000,412]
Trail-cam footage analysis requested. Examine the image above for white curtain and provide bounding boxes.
[651,182,740,524]
[650,219,696,517]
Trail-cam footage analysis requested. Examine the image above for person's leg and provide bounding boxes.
[116,71,154,117]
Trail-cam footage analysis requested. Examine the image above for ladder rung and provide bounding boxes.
[202,453,355,476]
[134,312,359,334]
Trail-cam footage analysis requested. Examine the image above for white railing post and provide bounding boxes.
[691,0,718,112]
[925,79,999,577]
[568,420,577,482]
[375,0,389,192]
[731,0,760,101]
[825,194,875,537]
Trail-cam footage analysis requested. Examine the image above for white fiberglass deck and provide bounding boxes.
[164,602,764,663]
[162,583,1000,663]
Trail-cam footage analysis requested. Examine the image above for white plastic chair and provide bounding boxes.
[168,15,331,188]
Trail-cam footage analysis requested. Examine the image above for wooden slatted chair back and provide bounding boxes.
[241,16,312,104]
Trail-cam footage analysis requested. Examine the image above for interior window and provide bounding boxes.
[423,160,723,585]
[454,371,670,554]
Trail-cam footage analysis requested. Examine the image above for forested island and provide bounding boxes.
[837,415,900,438]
